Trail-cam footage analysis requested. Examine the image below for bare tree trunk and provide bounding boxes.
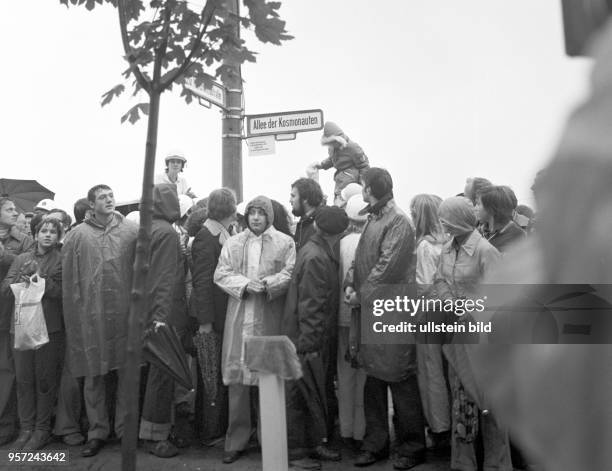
[121,87,161,471]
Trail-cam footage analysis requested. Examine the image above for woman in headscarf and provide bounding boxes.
[410,194,451,456]
[434,196,511,471]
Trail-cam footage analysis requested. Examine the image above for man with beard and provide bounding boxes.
[290,178,324,252]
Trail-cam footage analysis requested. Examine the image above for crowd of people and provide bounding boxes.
[0,122,543,471]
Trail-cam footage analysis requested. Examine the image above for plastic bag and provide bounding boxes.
[10,275,49,351]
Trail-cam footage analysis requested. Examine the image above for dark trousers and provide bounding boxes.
[0,331,17,440]
[362,374,426,459]
[13,331,64,432]
[138,364,175,441]
[286,351,329,450]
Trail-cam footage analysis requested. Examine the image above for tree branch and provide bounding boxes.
[118,0,151,94]
[160,0,217,91]
[152,0,173,92]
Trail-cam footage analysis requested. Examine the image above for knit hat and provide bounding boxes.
[345,195,368,222]
[315,206,349,235]
[320,121,348,147]
[340,183,363,203]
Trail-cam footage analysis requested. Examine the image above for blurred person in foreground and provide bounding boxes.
[213,196,295,464]
[470,21,612,471]
[344,168,426,470]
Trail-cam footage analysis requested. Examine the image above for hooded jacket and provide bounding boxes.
[283,232,341,354]
[319,124,369,174]
[214,195,296,385]
[148,184,188,327]
[62,211,138,377]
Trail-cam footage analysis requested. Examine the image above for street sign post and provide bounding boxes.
[245,109,323,138]
[184,76,227,110]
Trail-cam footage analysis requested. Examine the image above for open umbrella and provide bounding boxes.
[0,179,54,213]
[142,323,193,390]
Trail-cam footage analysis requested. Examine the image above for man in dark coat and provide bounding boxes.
[290,178,323,252]
[139,184,189,457]
[283,206,349,468]
[345,168,426,470]
[190,187,236,441]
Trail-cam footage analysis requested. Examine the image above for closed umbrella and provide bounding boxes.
[142,323,193,390]
[295,352,328,443]
[0,179,54,213]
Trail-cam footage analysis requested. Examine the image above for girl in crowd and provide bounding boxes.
[434,196,512,471]
[1,217,64,450]
[410,194,451,455]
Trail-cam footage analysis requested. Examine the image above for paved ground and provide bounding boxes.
[0,438,451,471]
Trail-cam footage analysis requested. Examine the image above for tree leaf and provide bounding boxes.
[120,102,149,124]
[101,83,125,106]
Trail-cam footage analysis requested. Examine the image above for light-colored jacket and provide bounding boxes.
[214,225,295,385]
[434,229,501,301]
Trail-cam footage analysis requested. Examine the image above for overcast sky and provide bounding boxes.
[1,0,592,214]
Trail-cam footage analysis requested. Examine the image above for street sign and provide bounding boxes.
[247,135,276,156]
[275,133,296,141]
[245,109,323,137]
[184,76,227,109]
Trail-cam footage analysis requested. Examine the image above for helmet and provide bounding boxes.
[34,199,58,212]
[164,151,187,165]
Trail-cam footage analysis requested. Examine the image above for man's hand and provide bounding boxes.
[246,280,266,294]
[344,286,359,306]
[198,323,213,334]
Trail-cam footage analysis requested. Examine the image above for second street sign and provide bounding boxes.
[246,109,323,137]
[184,76,227,109]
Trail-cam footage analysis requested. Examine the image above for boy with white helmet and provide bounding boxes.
[155,151,197,199]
